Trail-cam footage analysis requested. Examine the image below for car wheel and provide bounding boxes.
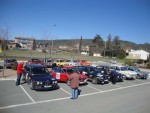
[92,78,97,84]
[67,80,70,86]
[136,75,140,79]
[29,80,34,90]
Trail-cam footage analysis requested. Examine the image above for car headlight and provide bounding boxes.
[36,81,43,84]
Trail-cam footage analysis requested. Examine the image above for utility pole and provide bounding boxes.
[50,25,56,58]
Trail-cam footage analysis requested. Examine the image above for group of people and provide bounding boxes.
[16,62,81,100]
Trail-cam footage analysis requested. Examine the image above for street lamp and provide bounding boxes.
[50,25,56,58]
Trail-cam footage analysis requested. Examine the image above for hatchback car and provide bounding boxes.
[23,64,59,90]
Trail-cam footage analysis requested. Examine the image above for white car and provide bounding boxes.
[110,65,137,79]
[65,59,80,66]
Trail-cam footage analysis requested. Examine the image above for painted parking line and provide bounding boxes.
[60,88,71,95]
[0,80,150,110]
[87,85,103,92]
[20,85,35,103]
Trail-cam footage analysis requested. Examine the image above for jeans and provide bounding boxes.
[71,88,78,99]
[16,73,22,85]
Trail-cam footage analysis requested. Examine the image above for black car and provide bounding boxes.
[23,64,59,90]
[98,65,124,82]
[76,66,109,84]
[4,59,17,69]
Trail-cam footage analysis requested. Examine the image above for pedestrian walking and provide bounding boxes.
[16,62,24,86]
[68,69,80,99]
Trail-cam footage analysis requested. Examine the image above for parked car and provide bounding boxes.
[45,58,54,68]
[54,59,68,66]
[65,59,80,66]
[23,64,59,90]
[98,65,124,82]
[110,65,137,80]
[4,59,17,69]
[26,58,44,65]
[76,66,109,84]
[50,66,88,85]
[80,60,91,66]
[126,66,150,79]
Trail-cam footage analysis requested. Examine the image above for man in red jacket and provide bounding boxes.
[68,69,80,99]
[16,62,24,86]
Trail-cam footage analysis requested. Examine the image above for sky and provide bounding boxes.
[0,0,150,44]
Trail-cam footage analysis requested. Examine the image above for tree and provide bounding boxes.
[92,34,104,54]
[112,36,121,57]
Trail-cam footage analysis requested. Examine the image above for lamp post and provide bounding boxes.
[50,25,56,58]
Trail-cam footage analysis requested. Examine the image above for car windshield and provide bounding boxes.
[31,67,49,74]
[54,67,64,73]
[120,67,127,71]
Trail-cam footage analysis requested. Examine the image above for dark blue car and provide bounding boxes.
[76,66,109,84]
[23,64,59,90]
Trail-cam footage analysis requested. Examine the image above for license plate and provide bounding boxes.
[44,85,51,88]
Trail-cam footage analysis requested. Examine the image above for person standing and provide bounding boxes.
[68,69,80,99]
[16,62,24,86]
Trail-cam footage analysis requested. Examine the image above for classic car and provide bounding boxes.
[26,58,44,65]
[65,59,80,66]
[45,58,54,68]
[23,64,59,90]
[98,65,124,82]
[126,66,150,79]
[55,59,68,66]
[80,60,91,66]
[4,59,17,69]
[76,66,109,84]
[110,65,137,80]
[50,66,88,85]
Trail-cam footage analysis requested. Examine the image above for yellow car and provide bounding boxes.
[55,59,68,66]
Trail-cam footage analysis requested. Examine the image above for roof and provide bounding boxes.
[15,37,35,41]
[130,50,149,55]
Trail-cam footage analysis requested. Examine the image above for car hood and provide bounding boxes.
[31,74,56,81]
[119,70,137,75]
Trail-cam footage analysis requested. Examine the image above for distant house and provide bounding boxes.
[126,50,149,61]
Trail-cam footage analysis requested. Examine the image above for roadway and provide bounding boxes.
[0,78,150,113]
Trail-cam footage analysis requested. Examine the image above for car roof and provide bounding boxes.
[26,64,44,67]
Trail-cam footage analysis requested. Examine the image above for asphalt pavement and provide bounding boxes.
[0,78,150,113]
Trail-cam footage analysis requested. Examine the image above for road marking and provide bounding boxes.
[60,88,71,95]
[0,81,150,110]
[87,85,103,92]
[20,85,35,103]
[0,78,15,81]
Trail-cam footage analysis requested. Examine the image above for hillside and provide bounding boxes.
[35,39,150,53]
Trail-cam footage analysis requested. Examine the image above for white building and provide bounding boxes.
[126,50,149,60]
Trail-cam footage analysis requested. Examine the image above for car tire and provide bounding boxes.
[136,75,140,79]
[29,80,34,90]
[92,78,97,84]
[67,80,70,86]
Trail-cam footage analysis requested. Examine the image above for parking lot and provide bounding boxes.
[0,74,150,113]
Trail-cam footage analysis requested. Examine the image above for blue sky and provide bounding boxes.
[0,0,150,44]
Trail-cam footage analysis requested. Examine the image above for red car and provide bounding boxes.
[50,66,88,85]
[26,58,44,65]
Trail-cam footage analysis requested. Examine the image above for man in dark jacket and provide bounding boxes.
[68,69,80,99]
[16,62,24,86]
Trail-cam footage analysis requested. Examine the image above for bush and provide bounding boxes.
[124,60,134,66]
[146,63,150,69]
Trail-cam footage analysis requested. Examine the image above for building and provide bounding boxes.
[15,37,36,50]
[126,50,149,61]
